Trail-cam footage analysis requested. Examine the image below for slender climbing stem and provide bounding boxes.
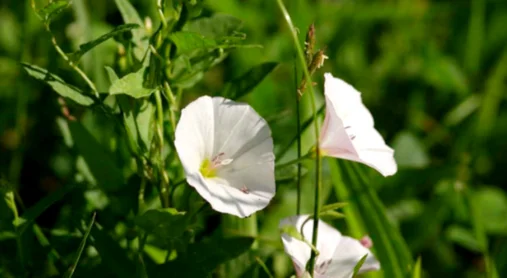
[155,90,170,208]
[275,0,322,275]
[294,57,302,215]
[30,0,98,96]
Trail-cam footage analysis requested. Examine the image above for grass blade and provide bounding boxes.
[65,212,96,278]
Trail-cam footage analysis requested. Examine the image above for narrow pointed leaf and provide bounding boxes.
[412,257,422,278]
[69,23,139,61]
[64,213,96,278]
[352,254,368,277]
[332,159,413,277]
[22,63,94,106]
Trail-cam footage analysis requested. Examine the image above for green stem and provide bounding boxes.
[155,90,170,208]
[30,0,98,96]
[275,0,321,275]
[4,191,24,267]
[157,0,168,29]
[294,57,302,215]
[163,82,178,133]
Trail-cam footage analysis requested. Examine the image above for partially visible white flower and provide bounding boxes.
[320,73,397,176]
[174,96,276,218]
[280,215,380,278]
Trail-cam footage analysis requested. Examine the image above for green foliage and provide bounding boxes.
[69,23,140,62]
[21,63,94,106]
[154,236,254,278]
[109,67,154,98]
[38,0,69,24]
[3,0,507,277]
[221,62,278,100]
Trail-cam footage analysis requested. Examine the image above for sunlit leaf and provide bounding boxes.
[109,68,154,98]
[352,254,368,277]
[38,0,69,24]
[412,256,422,278]
[22,63,94,106]
[474,186,507,235]
[169,32,217,54]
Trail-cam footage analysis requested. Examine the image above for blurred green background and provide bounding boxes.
[1,0,507,277]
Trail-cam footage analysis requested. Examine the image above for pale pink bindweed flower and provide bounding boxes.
[280,215,380,278]
[174,96,276,218]
[320,73,397,176]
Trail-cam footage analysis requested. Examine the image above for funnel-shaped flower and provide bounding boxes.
[280,215,380,278]
[320,73,397,176]
[175,96,275,218]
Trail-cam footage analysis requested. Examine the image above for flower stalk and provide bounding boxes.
[275,0,322,275]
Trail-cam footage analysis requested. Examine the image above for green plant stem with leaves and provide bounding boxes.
[275,0,322,275]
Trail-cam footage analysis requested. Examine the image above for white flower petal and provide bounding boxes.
[279,216,342,277]
[325,236,380,278]
[174,96,215,172]
[280,215,380,278]
[320,73,397,176]
[175,96,275,218]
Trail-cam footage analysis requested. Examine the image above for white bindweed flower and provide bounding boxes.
[320,73,397,176]
[280,215,380,278]
[175,96,276,218]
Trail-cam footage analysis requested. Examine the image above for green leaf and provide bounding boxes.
[279,224,305,242]
[153,236,254,278]
[474,186,507,235]
[186,14,243,39]
[114,0,147,60]
[320,202,348,213]
[67,121,124,191]
[222,62,278,100]
[38,0,69,24]
[118,98,155,154]
[135,208,187,242]
[17,184,76,231]
[169,32,217,54]
[109,68,154,98]
[352,254,368,277]
[69,24,139,61]
[332,159,413,278]
[445,225,483,252]
[64,213,96,278]
[105,66,119,83]
[392,131,430,169]
[21,63,94,106]
[412,257,422,278]
[91,225,136,277]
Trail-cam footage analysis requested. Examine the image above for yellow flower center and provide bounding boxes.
[200,158,217,178]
